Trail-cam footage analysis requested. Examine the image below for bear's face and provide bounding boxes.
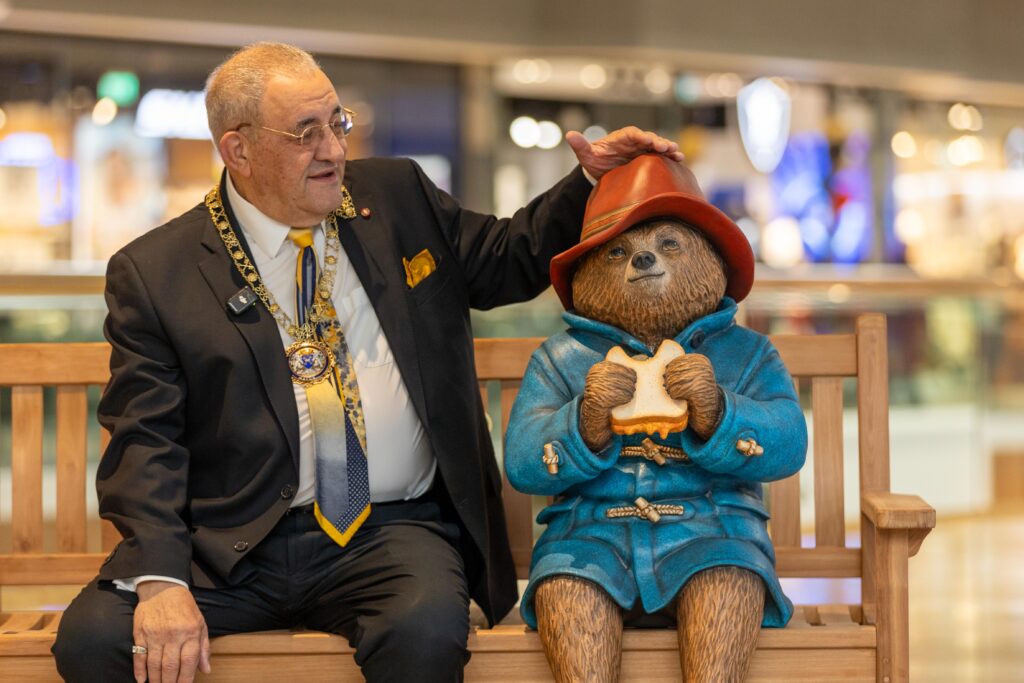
[571,220,727,349]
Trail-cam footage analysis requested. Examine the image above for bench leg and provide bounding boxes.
[873,529,910,683]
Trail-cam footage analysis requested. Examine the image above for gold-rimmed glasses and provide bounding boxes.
[236,107,356,147]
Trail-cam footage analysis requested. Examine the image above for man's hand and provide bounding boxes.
[133,581,211,683]
[567,126,685,181]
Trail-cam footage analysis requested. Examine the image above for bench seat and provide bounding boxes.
[1,605,876,682]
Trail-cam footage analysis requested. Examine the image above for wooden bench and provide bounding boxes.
[0,313,934,682]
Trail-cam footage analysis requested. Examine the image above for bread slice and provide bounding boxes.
[606,339,689,438]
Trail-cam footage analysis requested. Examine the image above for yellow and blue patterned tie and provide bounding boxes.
[289,228,371,546]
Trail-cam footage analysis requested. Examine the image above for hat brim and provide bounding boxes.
[550,192,755,310]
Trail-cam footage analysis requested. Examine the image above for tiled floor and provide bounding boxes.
[908,511,1024,682]
[4,512,1024,680]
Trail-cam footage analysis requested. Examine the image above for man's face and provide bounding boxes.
[246,69,348,227]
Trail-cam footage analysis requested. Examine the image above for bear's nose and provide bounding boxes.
[631,251,656,270]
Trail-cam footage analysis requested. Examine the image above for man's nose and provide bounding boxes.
[631,251,656,270]
[318,129,347,161]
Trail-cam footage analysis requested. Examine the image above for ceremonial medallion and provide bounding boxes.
[286,340,336,385]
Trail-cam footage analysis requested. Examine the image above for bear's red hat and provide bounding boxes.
[551,154,755,310]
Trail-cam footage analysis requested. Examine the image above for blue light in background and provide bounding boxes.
[0,132,77,226]
[771,131,873,264]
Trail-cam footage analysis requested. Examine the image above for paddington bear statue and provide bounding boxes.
[505,154,808,682]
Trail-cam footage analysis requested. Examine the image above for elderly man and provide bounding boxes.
[52,42,683,683]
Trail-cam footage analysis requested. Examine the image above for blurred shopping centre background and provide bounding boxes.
[1,1,1024,676]
[3,0,1024,511]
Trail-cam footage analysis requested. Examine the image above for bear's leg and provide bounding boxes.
[676,566,765,682]
[535,575,623,682]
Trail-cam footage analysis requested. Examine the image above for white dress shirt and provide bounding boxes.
[115,174,436,592]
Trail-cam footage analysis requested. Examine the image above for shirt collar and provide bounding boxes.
[563,297,738,355]
[225,172,300,259]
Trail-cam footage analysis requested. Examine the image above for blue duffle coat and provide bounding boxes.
[505,298,807,628]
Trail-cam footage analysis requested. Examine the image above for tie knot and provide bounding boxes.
[288,227,315,249]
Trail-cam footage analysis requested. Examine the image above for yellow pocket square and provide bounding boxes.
[403,249,437,288]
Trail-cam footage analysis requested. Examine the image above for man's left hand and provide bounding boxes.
[567,126,685,181]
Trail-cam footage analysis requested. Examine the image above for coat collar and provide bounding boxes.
[563,297,738,356]
[197,171,302,471]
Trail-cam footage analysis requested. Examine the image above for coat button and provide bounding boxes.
[360,207,372,219]
[280,484,295,500]
[233,541,249,552]
[689,330,706,349]
[736,439,764,456]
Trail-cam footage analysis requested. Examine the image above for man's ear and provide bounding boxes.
[218,131,252,179]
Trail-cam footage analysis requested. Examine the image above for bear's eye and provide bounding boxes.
[661,238,680,251]
[608,246,627,260]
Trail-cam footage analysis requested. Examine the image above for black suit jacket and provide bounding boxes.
[96,157,591,624]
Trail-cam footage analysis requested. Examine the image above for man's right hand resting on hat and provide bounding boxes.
[567,126,686,180]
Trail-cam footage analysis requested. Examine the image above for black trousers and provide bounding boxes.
[52,496,470,682]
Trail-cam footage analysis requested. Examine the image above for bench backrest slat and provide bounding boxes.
[11,385,45,554]
[856,315,890,491]
[768,472,802,548]
[776,546,860,577]
[55,386,89,553]
[0,343,110,385]
[812,376,846,548]
[766,374,801,551]
[774,334,858,378]
[854,314,890,619]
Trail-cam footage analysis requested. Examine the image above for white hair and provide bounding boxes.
[205,42,321,142]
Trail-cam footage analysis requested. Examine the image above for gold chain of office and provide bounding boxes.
[204,184,357,342]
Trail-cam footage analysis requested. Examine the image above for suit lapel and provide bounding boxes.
[339,175,431,434]
[196,181,301,471]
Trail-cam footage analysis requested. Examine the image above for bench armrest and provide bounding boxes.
[862,492,935,558]
[861,492,935,530]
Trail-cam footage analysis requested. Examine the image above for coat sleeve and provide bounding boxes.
[679,341,807,481]
[408,159,591,310]
[504,345,622,495]
[95,251,193,584]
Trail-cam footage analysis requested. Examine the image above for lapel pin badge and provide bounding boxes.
[227,286,258,315]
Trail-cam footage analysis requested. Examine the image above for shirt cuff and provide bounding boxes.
[113,575,189,593]
[582,167,598,186]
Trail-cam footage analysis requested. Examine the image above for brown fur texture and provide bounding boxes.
[535,576,624,683]
[676,567,765,682]
[572,220,727,351]
[664,353,723,440]
[579,361,637,451]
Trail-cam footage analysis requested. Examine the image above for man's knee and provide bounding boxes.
[389,590,470,651]
[52,581,135,683]
[357,589,470,680]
